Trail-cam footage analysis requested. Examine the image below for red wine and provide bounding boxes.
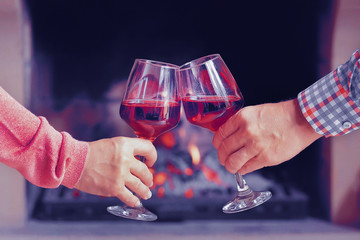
[120,100,180,141]
[182,95,244,132]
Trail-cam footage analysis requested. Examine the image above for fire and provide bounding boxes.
[184,188,194,199]
[147,122,226,200]
[156,131,176,149]
[188,143,201,165]
[154,172,167,186]
[167,162,183,174]
[157,186,165,198]
[184,167,193,176]
[200,164,223,186]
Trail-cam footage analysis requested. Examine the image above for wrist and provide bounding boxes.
[285,99,322,142]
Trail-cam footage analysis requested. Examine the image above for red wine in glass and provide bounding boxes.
[180,54,272,213]
[120,99,181,141]
[182,95,244,132]
[107,59,180,221]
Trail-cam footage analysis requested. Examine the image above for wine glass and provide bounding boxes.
[107,59,181,221]
[179,54,272,213]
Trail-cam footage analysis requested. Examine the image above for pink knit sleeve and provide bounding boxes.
[0,87,88,188]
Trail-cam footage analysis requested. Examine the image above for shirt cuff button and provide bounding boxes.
[342,121,352,129]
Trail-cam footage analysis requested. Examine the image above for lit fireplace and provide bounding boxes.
[28,81,308,221]
[18,0,337,224]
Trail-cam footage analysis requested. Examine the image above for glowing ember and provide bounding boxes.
[184,188,194,199]
[157,186,165,198]
[167,162,183,174]
[157,131,176,149]
[154,172,167,186]
[184,167,193,176]
[188,143,201,165]
[200,164,223,186]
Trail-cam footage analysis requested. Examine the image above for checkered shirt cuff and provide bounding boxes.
[297,50,360,137]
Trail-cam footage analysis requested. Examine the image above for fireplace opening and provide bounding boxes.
[24,0,330,221]
[27,80,309,221]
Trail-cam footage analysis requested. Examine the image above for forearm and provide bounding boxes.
[298,49,360,137]
[0,86,88,188]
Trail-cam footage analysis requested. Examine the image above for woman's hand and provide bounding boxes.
[212,99,322,175]
[74,137,157,207]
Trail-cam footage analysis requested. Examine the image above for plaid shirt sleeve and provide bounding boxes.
[297,49,360,137]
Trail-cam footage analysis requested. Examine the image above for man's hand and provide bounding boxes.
[213,99,322,175]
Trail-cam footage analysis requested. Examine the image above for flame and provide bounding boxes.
[188,143,201,165]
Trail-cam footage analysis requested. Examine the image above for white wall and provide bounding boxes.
[329,0,360,227]
[0,0,27,227]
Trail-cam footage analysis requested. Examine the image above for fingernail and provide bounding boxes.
[146,191,152,200]
[149,181,153,187]
[135,199,141,207]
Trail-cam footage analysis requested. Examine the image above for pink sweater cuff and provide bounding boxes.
[0,86,89,189]
[61,133,89,188]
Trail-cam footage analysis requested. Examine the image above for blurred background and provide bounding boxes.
[0,0,359,235]
[27,0,323,107]
[24,0,330,221]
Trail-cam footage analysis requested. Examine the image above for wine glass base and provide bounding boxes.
[107,205,158,221]
[222,190,272,214]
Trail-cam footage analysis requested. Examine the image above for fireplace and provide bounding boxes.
[26,80,308,222]
[23,0,330,222]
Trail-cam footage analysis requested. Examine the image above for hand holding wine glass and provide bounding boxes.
[213,99,322,175]
[107,59,181,221]
[75,136,157,207]
[179,54,272,213]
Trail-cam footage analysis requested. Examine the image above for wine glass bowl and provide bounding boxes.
[120,99,180,142]
[107,59,181,221]
[180,54,244,132]
[179,54,272,213]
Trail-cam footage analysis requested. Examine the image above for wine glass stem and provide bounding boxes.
[235,172,246,190]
